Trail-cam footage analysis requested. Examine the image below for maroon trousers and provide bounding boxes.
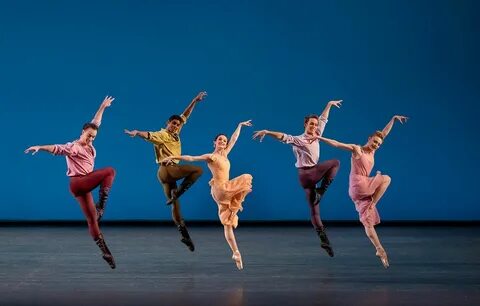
[297,159,340,230]
[69,167,116,239]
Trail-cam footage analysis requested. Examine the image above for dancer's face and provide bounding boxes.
[166,119,182,134]
[367,135,383,150]
[80,127,97,146]
[304,118,319,135]
[214,135,228,150]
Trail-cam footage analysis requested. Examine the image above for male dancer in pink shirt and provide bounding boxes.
[25,96,117,269]
[253,100,342,257]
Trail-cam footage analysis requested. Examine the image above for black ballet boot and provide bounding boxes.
[166,180,194,205]
[177,222,195,252]
[95,234,116,269]
[316,227,334,257]
[96,187,110,222]
[314,178,334,205]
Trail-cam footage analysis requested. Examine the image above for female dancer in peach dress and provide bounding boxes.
[162,120,253,270]
[312,115,408,268]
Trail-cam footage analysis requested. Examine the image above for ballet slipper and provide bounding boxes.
[375,247,389,269]
[232,250,243,270]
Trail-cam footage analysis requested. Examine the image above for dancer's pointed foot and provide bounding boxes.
[232,250,243,270]
[181,237,195,252]
[177,223,195,252]
[102,254,116,269]
[376,248,389,269]
[317,227,334,257]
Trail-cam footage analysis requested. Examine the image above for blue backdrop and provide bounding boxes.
[1,0,478,221]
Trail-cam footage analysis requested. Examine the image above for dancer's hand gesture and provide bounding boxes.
[393,115,408,124]
[252,130,268,142]
[124,129,139,137]
[24,146,40,155]
[305,134,320,144]
[160,156,175,164]
[328,100,342,108]
[239,120,252,127]
[194,91,207,102]
[101,96,115,108]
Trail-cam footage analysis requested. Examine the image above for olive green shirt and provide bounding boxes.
[145,115,187,164]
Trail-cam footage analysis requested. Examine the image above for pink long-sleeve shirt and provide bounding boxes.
[52,120,100,177]
[281,116,328,168]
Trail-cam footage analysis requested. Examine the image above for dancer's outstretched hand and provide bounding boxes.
[101,96,115,107]
[328,100,343,108]
[24,146,40,155]
[393,115,408,124]
[305,134,320,144]
[124,129,138,137]
[194,91,207,102]
[160,156,175,165]
[239,120,252,127]
[252,130,268,142]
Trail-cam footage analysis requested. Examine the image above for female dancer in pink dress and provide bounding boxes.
[314,115,408,268]
[162,120,253,270]
[24,96,117,269]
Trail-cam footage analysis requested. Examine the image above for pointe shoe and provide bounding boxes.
[376,248,389,269]
[232,250,243,270]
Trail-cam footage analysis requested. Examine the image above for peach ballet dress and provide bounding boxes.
[207,153,252,228]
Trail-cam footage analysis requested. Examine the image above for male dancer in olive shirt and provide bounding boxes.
[125,91,207,251]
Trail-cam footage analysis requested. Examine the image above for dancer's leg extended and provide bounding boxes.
[224,225,243,270]
[364,225,389,268]
[159,179,195,252]
[75,192,115,269]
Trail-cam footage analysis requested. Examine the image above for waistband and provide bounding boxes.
[298,165,316,170]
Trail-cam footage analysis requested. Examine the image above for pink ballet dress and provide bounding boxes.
[208,153,252,228]
[349,148,384,227]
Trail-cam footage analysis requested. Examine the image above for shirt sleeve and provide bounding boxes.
[317,116,328,136]
[53,142,79,156]
[145,130,169,145]
[281,134,308,147]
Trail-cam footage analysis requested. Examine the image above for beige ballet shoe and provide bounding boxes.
[232,250,243,270]
[375,248,389,269]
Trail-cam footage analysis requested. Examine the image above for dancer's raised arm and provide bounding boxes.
[317,100,342,135]
[181,91,207,122]
[161,154,213,164]
[91,96,114,126]
[381,115,408,139]
[225,120,252,155]
[319,100,342,121]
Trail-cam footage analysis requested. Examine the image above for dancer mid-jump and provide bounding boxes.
[124,91,206,252]
[162,120,253,270]
[253,100,342,257]
[25,96,117,269]
[314,115,408,268]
